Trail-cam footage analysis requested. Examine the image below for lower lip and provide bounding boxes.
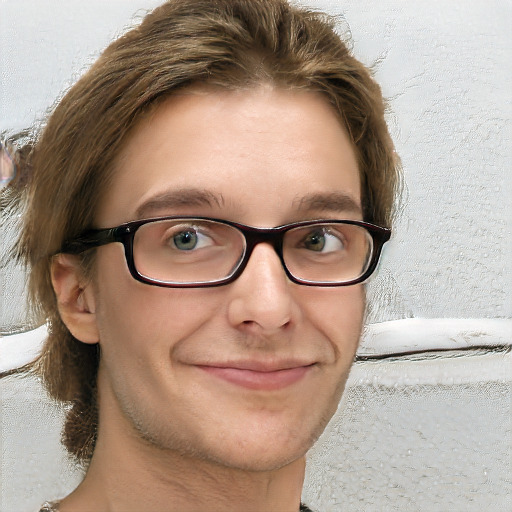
[198,365,312,391]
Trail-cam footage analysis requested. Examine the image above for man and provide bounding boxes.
[12,1,399,510]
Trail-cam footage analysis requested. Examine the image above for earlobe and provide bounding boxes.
[51,254,100,344]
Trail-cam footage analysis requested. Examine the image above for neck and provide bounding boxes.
[59,407,305,512]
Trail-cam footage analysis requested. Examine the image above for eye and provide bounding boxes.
[171,228,213,251]
[302,229,345,253]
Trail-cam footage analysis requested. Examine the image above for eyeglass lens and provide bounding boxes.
[132,219,373,285]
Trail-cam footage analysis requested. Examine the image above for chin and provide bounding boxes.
[204,442,310,473]
[204,416,332,473]
[137,413,323,473]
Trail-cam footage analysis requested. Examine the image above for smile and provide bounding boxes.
[196,364,315,391]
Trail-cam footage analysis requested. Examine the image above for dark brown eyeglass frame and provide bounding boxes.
[60,216,391,288]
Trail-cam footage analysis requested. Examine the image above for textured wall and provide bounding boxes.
[332,0,512,321]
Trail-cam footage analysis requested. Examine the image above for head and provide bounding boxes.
[17,0,400,465]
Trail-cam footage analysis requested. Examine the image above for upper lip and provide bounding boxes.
[195,360,316,372]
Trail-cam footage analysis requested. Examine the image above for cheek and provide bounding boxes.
[92,245,220,354]
[298,285,365,354]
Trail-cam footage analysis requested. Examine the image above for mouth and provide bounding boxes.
[196,361,316,391]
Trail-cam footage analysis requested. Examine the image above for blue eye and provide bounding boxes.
[172,228,213,251]
[173,230,197,250]
[303,229,344,253]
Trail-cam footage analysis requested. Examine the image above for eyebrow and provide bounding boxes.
[134,188,361,220]
[135,188,225,219]
[295,192,362,215]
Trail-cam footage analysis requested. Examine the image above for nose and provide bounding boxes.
[226,242,300,334]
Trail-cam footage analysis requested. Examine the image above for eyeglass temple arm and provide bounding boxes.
[60,227,121,254]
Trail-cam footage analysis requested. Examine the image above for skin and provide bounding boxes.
[52,86,365,511]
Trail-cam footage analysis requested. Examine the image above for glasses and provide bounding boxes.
[61,216,391,287]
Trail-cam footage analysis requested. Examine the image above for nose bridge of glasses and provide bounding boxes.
[230,226,288,286]
[238,226,286,271]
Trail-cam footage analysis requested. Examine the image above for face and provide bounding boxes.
[87,87,364,470]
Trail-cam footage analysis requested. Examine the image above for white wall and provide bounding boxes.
[338,0,512,322]
[1,1,511,510]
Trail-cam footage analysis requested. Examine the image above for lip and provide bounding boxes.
[196,362,315,391]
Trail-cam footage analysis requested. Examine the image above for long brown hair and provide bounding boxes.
[9,0,400,463]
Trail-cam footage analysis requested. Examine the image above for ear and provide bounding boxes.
[51,254,100,344]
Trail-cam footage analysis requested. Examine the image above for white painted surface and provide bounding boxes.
[359,317,512,356]
[0,324,46,372]
[1,1,511,510]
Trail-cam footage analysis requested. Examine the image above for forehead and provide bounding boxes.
[98,87,361,226]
